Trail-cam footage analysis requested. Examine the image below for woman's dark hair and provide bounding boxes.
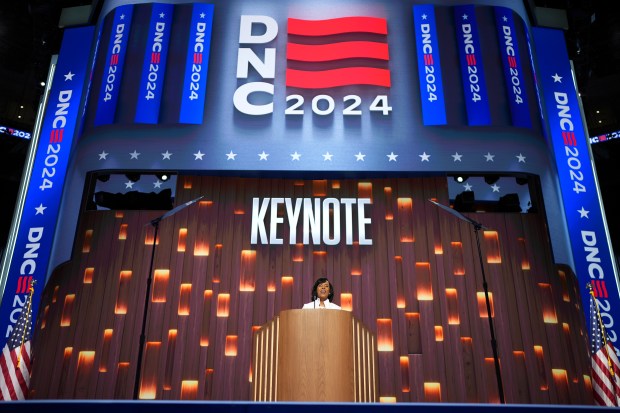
[311,277,334,301]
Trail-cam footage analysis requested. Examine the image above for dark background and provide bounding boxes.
[0,0,619,255]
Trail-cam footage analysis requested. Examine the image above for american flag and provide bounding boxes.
[589,283,620,406]
[0,281,34,400]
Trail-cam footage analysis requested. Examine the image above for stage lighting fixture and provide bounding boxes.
[484,175,500,185]
[125,173,141,182]
[94,188,174,210]
[155,173,171,181]
[453,191,475,212]
[499,193,521,213]
[454,175,468,183]
[516,176,529,185]
[96,174,110,182]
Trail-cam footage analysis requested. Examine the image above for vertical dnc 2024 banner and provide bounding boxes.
[94,3,214,126]
[0,27,94,344]
[533,27,620,351]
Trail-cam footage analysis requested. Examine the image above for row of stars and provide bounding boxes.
[32,201,592,219]
[98,150,528,163]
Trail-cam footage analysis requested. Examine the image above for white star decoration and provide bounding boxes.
[200,12,206,18]
[578,207,590,218]
[463,183,473,191]
[552,73,562,83]
[153,180,163,189]
[421,14,428,20]
[491,184,500,193]
[125,181,135,189]
[64,71,75,81]
[120,14,125,20]
[95,147,533,171]
[502,16,508,22]
[462,14,468,20]
[159,12,165,18]
[35,204,46,215]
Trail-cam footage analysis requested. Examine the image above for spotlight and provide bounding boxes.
[156,173,169,181]
[484,175,500,185]
[454,175,468,183]
[97,174,110,182]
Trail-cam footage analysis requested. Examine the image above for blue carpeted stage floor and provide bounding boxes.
[0,401,614,412]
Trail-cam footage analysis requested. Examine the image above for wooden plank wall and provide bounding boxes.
[29,175,593,404]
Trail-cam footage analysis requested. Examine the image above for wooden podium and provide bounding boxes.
[251,309,377,402]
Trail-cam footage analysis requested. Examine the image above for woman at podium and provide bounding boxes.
[302,277,341,309]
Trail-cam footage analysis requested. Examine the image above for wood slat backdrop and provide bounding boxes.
[29,175,593,404]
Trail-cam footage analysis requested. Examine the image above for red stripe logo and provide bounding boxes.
[151,52,161,64]
[466,54,477,66]
[561,130,577,146]
[286,16,390,89]
[194,53,203,64]
[111,54,119,65]
[14,276,32,294]
[288,16,387,36]
[592,280,609,298]
[508,55,517,68]
[49,129,64,143]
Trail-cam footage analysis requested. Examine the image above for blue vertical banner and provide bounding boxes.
[94,4,134,126]
[135,3,174,124]
[494,7,531,128]
[533,27,620,352]
[0,26,95,344]
[179,3,214,124]
[453,5,490,126]
[412,5,447,126]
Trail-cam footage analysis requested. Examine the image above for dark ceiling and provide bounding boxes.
[0,0,619,249]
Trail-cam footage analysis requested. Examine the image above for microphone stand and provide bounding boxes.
[428,199,505,404]
[132,195,204,399]
[133,216,161,399]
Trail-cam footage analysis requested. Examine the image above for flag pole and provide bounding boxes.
[16,280,35,369]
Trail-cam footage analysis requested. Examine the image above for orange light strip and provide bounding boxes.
[446,288,460,325]
[416,262,433,300]
[377,319,393,352]
[83,267,94,284]
[118,224,128,240]
[152,269,170,303]
[82,229,93,253]
[177,228,187,252]
[60,294,75,327]
[178,284,192,316]
[217,294,230,317]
